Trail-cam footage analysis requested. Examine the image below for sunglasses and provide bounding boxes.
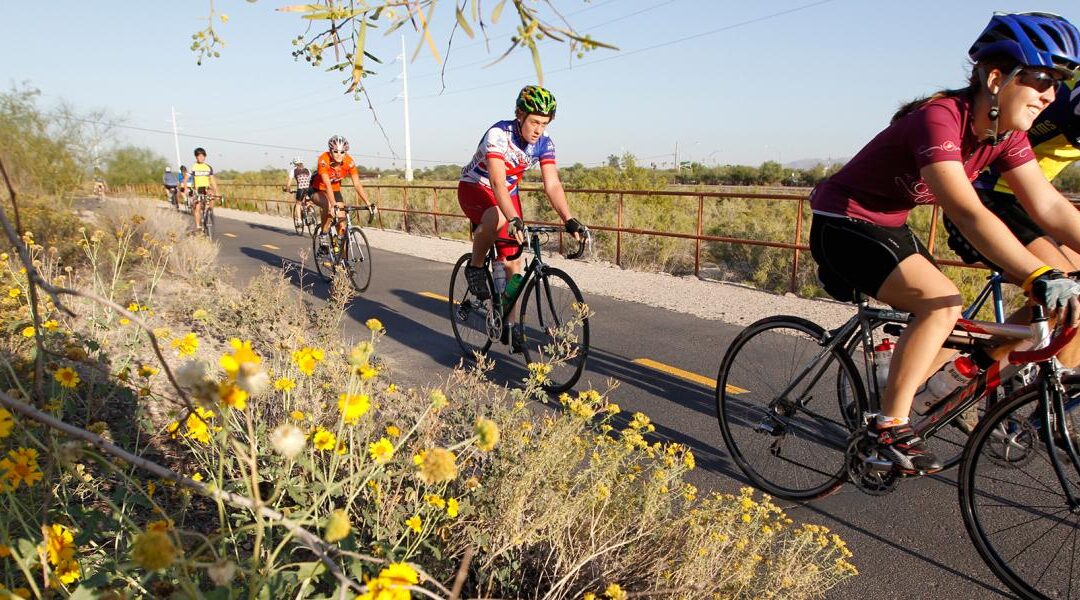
[1016,69,1063,93]
[330,150,346,156]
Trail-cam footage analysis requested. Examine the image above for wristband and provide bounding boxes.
[1022,265,1054,293]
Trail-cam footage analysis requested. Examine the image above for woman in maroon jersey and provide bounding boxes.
[809,12,1080,474]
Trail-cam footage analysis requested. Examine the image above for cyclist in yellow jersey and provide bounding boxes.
[185,147,219,232]
[945,74,1080,367]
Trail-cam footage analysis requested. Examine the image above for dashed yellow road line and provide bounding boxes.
[633,358,747,394]
[223,233,237,238]
[261,244,280,250]
[420,291,450,302]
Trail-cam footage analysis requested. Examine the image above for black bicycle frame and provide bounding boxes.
[493,232,544,323]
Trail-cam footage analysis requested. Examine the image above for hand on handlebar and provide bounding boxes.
[367,203,379,223]
[507,216,526,244]
[564,217,588,242]
[1029,269,1080,327]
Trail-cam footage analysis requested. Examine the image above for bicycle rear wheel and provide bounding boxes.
[312,232,335,283]
[958,376,1080,600]
[344,227,372,292]
[716,316,862,500]
[449,254,495,358]
[516,267,589,394]
[304,205,319,236]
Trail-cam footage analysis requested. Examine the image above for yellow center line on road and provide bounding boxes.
[223,233,237,238]
[633,358,748,394]
[420,291,450,302]
[261,244,280,250]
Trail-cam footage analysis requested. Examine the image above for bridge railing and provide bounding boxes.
[120,181,986,296]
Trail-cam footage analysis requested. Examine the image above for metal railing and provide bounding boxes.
[120,181,985,294]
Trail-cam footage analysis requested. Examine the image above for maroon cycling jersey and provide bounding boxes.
[811,95,1035,228]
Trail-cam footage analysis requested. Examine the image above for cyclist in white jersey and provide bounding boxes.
[457,86,587,351]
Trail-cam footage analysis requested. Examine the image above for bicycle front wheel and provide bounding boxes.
[304,205,319,236]
[345,227,372,292]
[517,267,589,394]
[958,376,1080,600]
[293,207,305,235]
[716,316,863,501]
[312,232,335,283]
[449,254,494,358]
[203,210,215,239]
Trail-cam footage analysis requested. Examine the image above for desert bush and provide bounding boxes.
[0,197,856,598]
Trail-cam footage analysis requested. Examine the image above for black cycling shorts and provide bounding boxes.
[944,188,1045,272]
[295,187,311,202]
[810,214,937,302]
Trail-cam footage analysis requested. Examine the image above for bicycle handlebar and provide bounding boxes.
[496,224,590,262]
[1008,326,1078,364]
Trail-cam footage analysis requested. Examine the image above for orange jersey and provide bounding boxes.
[311,151,358,192]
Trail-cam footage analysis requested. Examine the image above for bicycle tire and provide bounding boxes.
[304,205,319,236]
[312,231,335,283]
[958,375,1080,600]
[517,267,589,394]
[293,206,305,235]
[716,316,863,501]
[345,227,372,292]
[203,209,214,239]
[449,253,494,358]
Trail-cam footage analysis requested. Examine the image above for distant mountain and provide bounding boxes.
[783,157,849,170]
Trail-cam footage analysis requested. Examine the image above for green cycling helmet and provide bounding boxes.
[516,85,557,118]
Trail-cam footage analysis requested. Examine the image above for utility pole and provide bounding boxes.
[171,107,182,169]
[401,35,414,182]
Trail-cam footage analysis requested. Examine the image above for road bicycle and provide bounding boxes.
[448,224,590,394]
[165,187,178,209]
[715,293,1080,600]
[192,192,219,239]
[288,188,318,236]
[312,204,375,293]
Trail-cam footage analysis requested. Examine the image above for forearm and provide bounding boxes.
[544,183,572,221]
[949,208,1044,281]
[1034,199,1080,254]
[491,180,519,220]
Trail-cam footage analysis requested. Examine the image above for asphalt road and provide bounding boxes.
[204,210,1022,599]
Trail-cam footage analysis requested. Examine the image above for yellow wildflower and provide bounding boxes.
[192,308,209,320]
[292,347,325,376]
[312,428,337,451]
[20,326,34,338]
[7,288,19,298]
[274,377,296,392]
[405,515,422,534]
[368,437,394,464]
[119,318,131,326]
[138,364,159,378]
[474,418,500,452]
[218,382,248,410]
[219,338,261,378]
[171,333,199,356]
[53,558,81,585]
[378,561,418,587]
[43,524,76,566]
[629,412,651,430]
[365,318,384,332]
[604,583,627,600]
[385,424,401,437]
[324,509,351,542]
[417,448,457,484]
[425,494,446,509]
[191,472,204,482]
[42,319,59,332]
[683,450,696,471]
[54,367,80,389]
[358,364,379,379]
[146,481,157,497]
[131,530,177,570]
[289,410,305,421]
[527,362,552,384]
[338,393,370,424]
[127,302,140,312]
[447,498,460,518]
[429,389,448,409]
[1,447,43,489]
[0,408,12,438]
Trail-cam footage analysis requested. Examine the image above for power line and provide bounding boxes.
[413,0,839,100]
[59,115,458,165]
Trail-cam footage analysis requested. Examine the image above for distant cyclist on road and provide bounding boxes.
[163,166,179,206]
[284,157,313,227]
[458,85,587,351]
[311,136,377,254]
[186,147,219,232]
[808,12,1080,474]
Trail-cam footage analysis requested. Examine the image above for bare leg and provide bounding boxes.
[471,205,506,268]
[875,255,963,419]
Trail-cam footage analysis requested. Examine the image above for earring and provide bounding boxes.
[988,107,999,120]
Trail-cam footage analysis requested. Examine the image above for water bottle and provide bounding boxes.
[503,273,524,304]
[873,338,894,394]
[491,261,507,296]
[913,355,978,414]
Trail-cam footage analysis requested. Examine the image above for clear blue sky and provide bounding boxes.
[6,1,1080,172]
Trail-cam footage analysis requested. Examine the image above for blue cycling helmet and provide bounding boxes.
[969,12,1080,75]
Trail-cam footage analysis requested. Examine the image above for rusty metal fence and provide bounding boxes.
[119,181,983,295]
